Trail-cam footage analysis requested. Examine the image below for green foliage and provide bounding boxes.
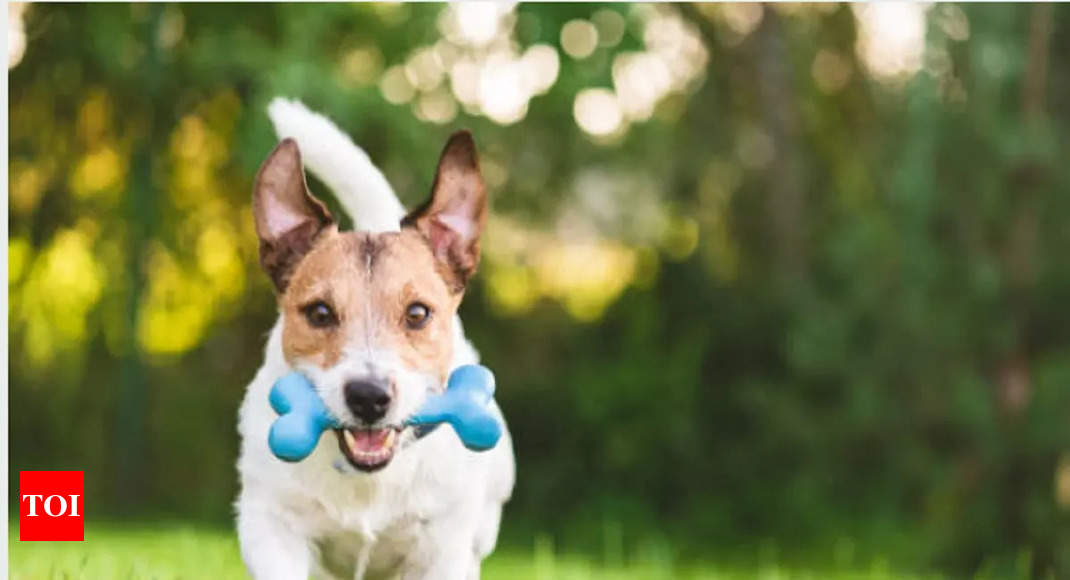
[8,3,1070,576]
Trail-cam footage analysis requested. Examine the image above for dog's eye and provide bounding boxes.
[404,302,431,329]
[303,301,338,328]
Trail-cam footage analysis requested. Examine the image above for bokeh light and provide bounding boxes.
[573,88,623,137]
[853,3,929,81]
[479,51,531,125]
[380,65,416,104]
[8,2,29,69]
[561,19,599,60]
[812,48,853,94]
[591,9,626,48]
[440,2,512,48]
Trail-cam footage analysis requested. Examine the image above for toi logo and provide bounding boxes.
[20,471,84,541]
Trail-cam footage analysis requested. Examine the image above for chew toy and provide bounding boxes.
[268,373,339,462]
[404,364,502,451]
[268,364,502,462]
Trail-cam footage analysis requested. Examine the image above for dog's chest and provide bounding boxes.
[297,449,457,578]
[312,509,423,579]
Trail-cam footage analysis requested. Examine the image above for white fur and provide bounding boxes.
[266,98,406,233]
[237,100,514,580]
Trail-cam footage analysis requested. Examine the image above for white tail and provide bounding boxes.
[266,98,406,233]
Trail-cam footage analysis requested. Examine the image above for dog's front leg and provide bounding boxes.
[238,498,311,580]
[400,518,479,580]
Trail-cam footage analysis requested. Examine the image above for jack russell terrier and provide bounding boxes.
[236,98,515,580]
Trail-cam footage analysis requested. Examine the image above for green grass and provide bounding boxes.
[9,522,939,580]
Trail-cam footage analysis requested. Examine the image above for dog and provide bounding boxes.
[236,99,515,580]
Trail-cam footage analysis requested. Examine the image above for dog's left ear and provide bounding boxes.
[403,131,487,291]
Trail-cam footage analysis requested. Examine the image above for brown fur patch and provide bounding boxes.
[280,229,460,382]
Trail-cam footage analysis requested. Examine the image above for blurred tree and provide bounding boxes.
[8,3,1070,576]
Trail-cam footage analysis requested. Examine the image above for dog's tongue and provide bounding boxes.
[350,429,391,452]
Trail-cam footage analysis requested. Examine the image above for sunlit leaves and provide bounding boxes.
[70,146,125,203]
[9,80,252,365]
[132,91,252,356]
[15,227,105,368]
[481,217,642,322]
[9,160,49,215]
[137,226,245,356]
[8,238,33,285]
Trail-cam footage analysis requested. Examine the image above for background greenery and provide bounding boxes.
[8,3,1070,577]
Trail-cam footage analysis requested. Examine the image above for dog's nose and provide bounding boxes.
[344,379,391,423]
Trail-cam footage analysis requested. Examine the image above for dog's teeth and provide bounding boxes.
[340,428,397,467]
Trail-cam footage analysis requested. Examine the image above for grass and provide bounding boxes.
[9,522,941,580]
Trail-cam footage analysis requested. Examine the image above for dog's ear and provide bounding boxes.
[402,131,487,291]
[253,138,334,292]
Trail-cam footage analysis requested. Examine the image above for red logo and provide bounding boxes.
[19,471,84,541]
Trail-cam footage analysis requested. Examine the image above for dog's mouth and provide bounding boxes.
[335,427,400,472]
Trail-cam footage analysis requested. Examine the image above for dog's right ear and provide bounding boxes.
[253,138,334,292]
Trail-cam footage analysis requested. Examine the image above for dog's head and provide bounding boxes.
[253,132,486,472]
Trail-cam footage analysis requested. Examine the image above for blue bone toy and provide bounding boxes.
[405,365,501,451]
[268,373,340,462]
[268,364,502,462]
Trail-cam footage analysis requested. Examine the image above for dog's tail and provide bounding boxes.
[266,98,406,233]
